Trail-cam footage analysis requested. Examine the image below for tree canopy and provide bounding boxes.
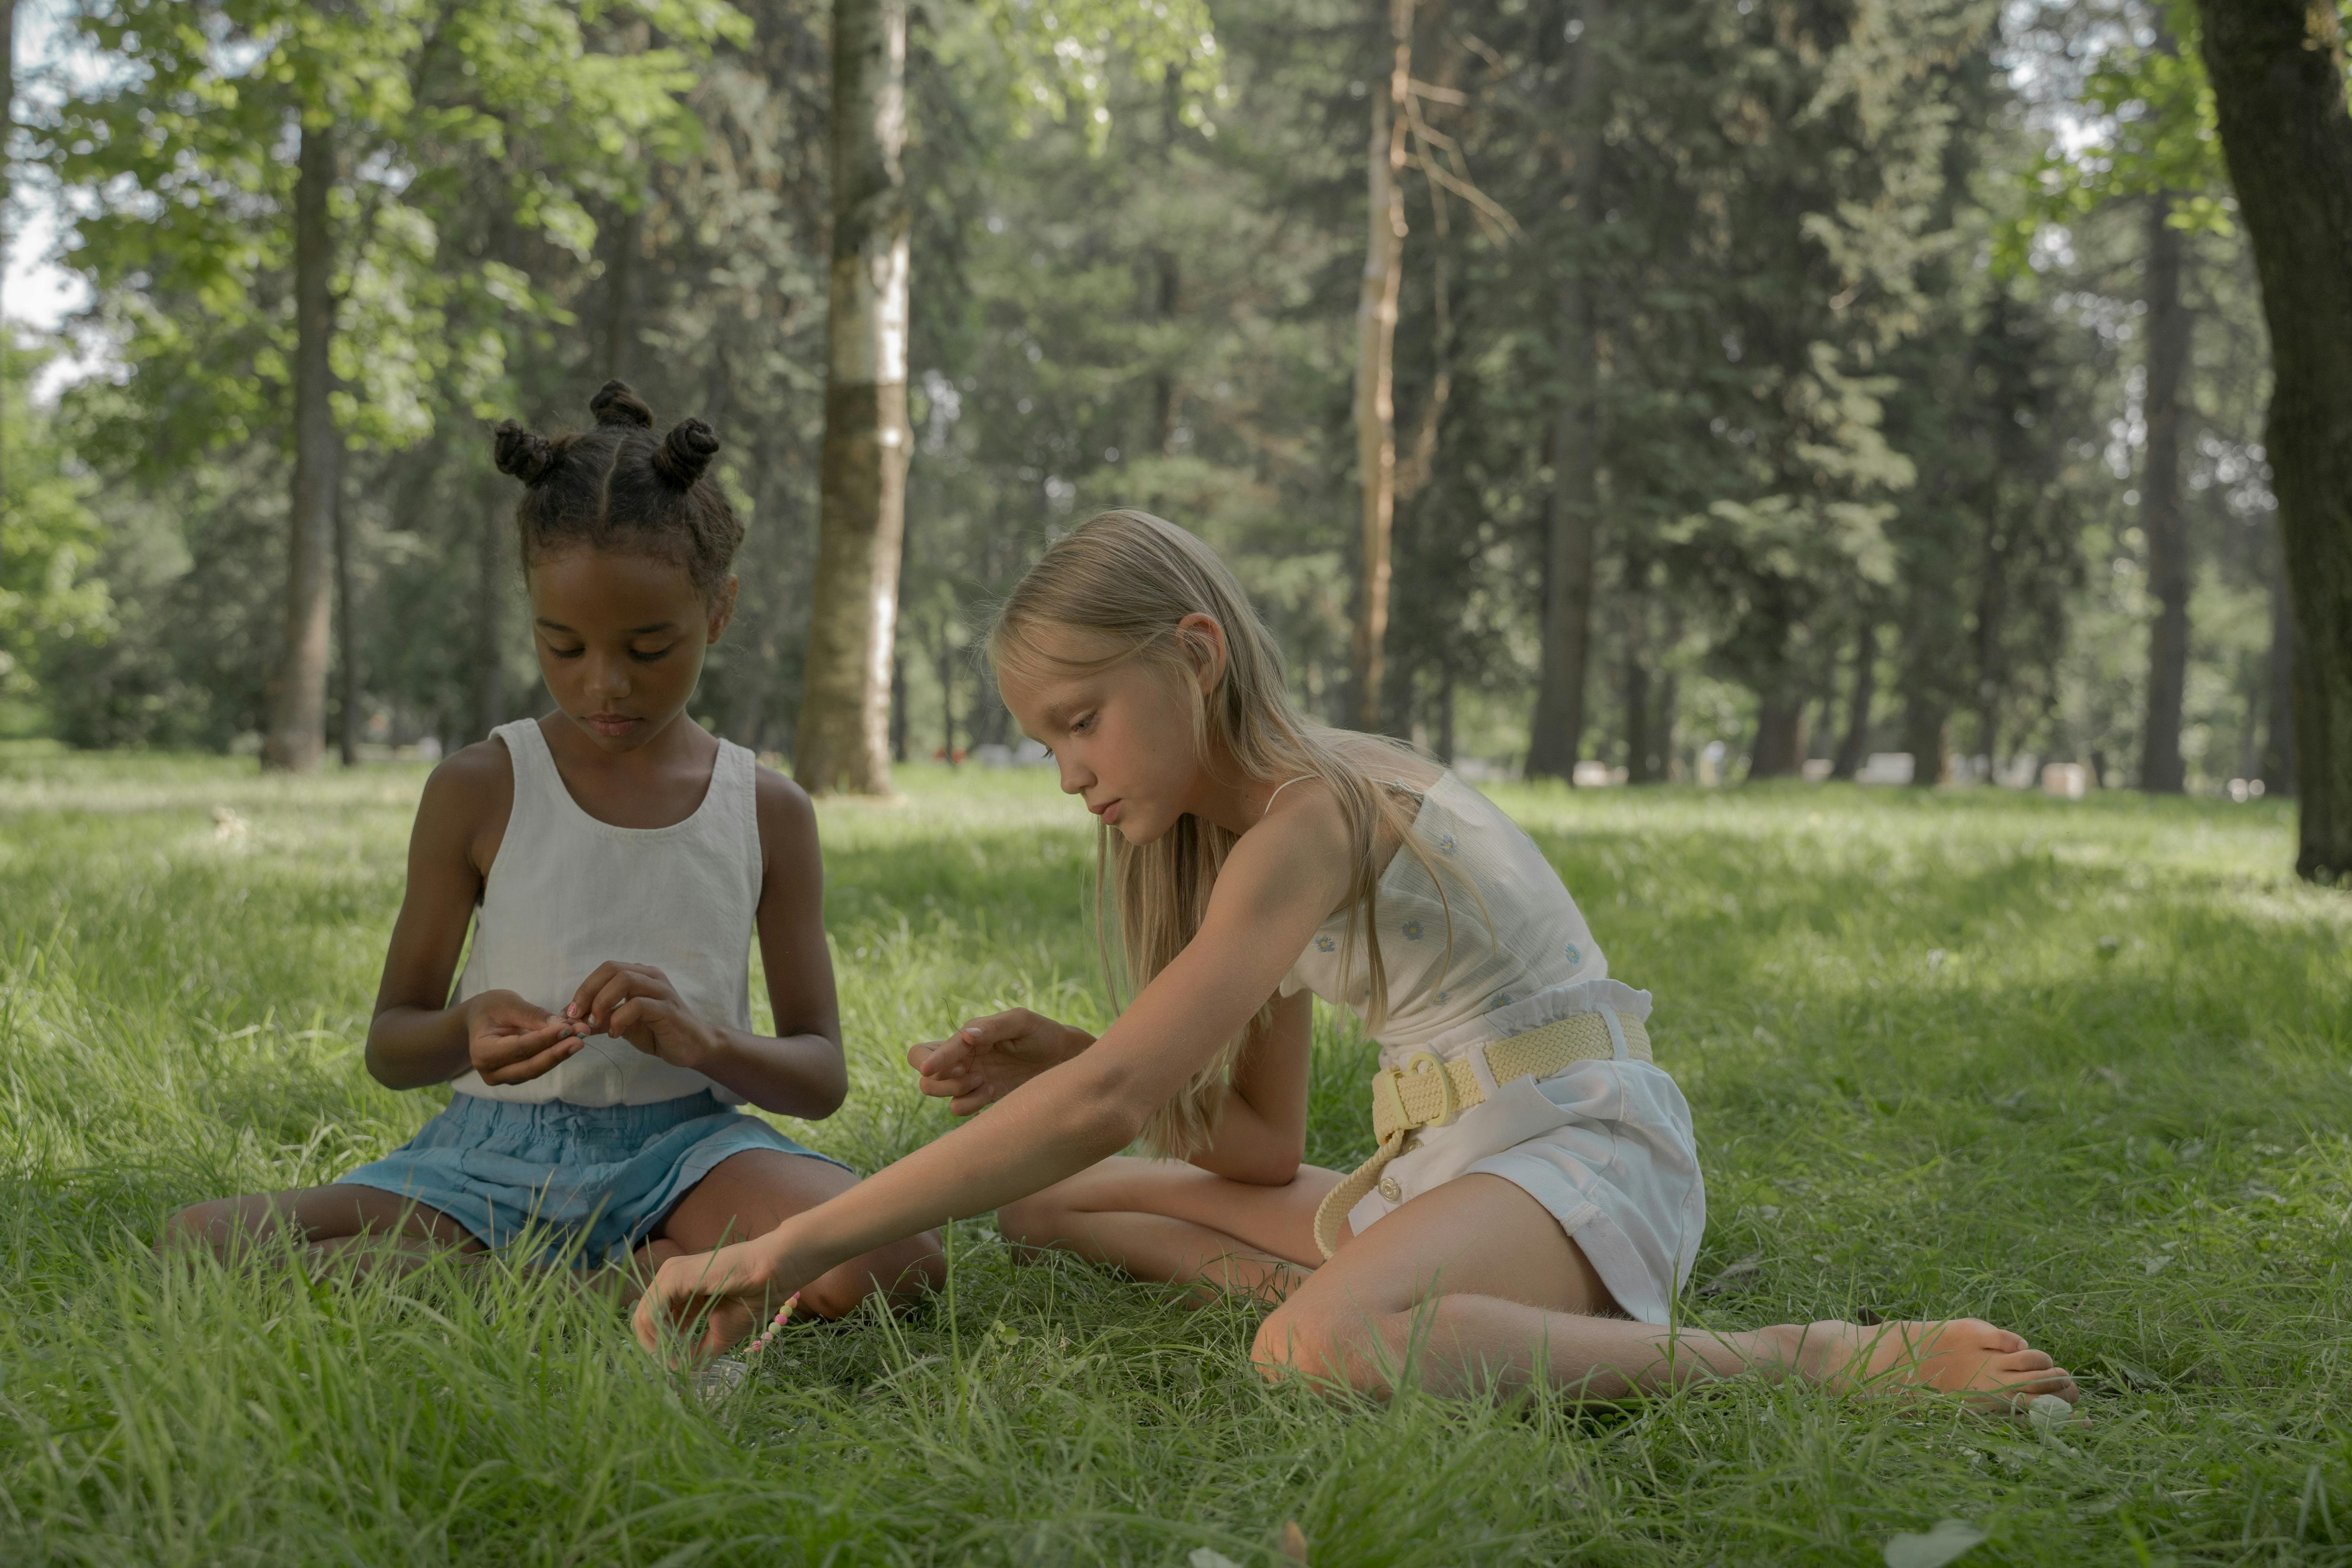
[0,0,2335,837]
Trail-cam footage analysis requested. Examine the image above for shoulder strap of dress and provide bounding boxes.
[494,718,551,787]
[718,737,757,803]
[1263,774,1317,817]
[717,735,761,824]
[487,719,566,834]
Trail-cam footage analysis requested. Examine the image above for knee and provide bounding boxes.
[800,1229,946,1319]
[996,1189,1092,1259]
[894,1228,948,1298]
[155,1199,232,1256]
[994,1192,1060,1251]
[1251,1302,1365,1391]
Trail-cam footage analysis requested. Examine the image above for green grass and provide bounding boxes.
[2,748,2348,1565]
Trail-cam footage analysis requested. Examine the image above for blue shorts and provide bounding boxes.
[339,1090,849,1267]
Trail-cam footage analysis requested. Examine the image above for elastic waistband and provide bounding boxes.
[442,1088,725,1136]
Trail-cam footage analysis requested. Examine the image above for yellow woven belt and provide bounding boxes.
[1309,1009,1652,1260]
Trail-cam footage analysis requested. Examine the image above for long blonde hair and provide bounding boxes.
[988,509,1457,1159]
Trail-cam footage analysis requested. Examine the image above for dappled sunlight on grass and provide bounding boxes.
[2,749,2347,1562]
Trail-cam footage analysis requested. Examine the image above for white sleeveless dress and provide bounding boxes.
[1279,772,1704,1324]
[340,719,844,1264]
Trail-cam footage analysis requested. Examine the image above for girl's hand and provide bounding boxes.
[465,990,586,1085]
[632,1237,800,1365]
[906,1008,1093,1115]
[566,961,720,1071]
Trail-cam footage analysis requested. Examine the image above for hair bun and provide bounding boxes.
[492,419,558,486]
[652,418,720,488]
[589,380,655,429]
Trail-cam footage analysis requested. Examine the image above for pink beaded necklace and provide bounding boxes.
[745,1292,802,1354]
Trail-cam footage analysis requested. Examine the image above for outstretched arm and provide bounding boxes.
[636,793,1352,1357]
[909,989,1312,1184]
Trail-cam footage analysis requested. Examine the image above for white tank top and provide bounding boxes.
[1277,772,1647,1068]
[449,718,760,1106]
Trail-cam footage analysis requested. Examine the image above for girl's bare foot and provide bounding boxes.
[1782,1318,2079,1411]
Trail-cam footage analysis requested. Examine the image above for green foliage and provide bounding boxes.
[8,0,2308,795]
[1998,0,2351,271]
[39,0,743,473]
[985,0,1228,152]
[3,757,2348,1560]
[1996,0,2233,276]
[0,348,108,698]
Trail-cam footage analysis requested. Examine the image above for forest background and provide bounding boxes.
[0,0,2330,820]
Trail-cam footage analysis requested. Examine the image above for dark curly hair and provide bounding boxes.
[491,380,743,598]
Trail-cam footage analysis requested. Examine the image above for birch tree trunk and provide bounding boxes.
[1350,0,1411,732]
[1526,0,1604,782]
[260,117,339,774]
[2193,0,2352,879]
[796,0,911,796]
[2137,190,2193,793]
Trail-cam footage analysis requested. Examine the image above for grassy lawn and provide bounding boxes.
[3,744,2349,1565]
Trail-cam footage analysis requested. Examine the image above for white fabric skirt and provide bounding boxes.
[1343,979,1706,1325]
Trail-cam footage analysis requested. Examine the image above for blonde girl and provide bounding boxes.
[639,510,2076,1405]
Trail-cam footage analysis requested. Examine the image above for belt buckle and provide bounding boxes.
[1406,1049,1461,1128]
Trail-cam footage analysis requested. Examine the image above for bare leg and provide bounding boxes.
[159,1184,488,1267]
[996,1155,1344,1304]
[1252,1173,2077,1409]
[658,1150,945,1319]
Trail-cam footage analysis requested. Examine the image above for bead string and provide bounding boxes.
[746,1292,802,1355]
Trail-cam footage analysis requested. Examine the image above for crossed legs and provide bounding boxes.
[1000,1158,2078,1407]
[159,1150,944,1318]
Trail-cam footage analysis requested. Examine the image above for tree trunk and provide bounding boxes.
[261,118,339,774]
[334,469,360,765]
[1832,621,1878,780]
[2195,0,2352,877]
[936,633,958,761]
[1974,505,2011,771]
[476,469,507,741]
[1623,588,1655,784]
[1350,0,1411,732]
[1748,688,1807,780]
[796,0,912,796]
[889,650,907,763]
[1151,65,1182,454]
[1653,671,1678,781]
[603,203,641,382]
[2262,520,2296,795]
[1384,83,1458,741]
[1900,691,1948,788]
[2137,190,2194,793]
[1527,0,1604,782]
